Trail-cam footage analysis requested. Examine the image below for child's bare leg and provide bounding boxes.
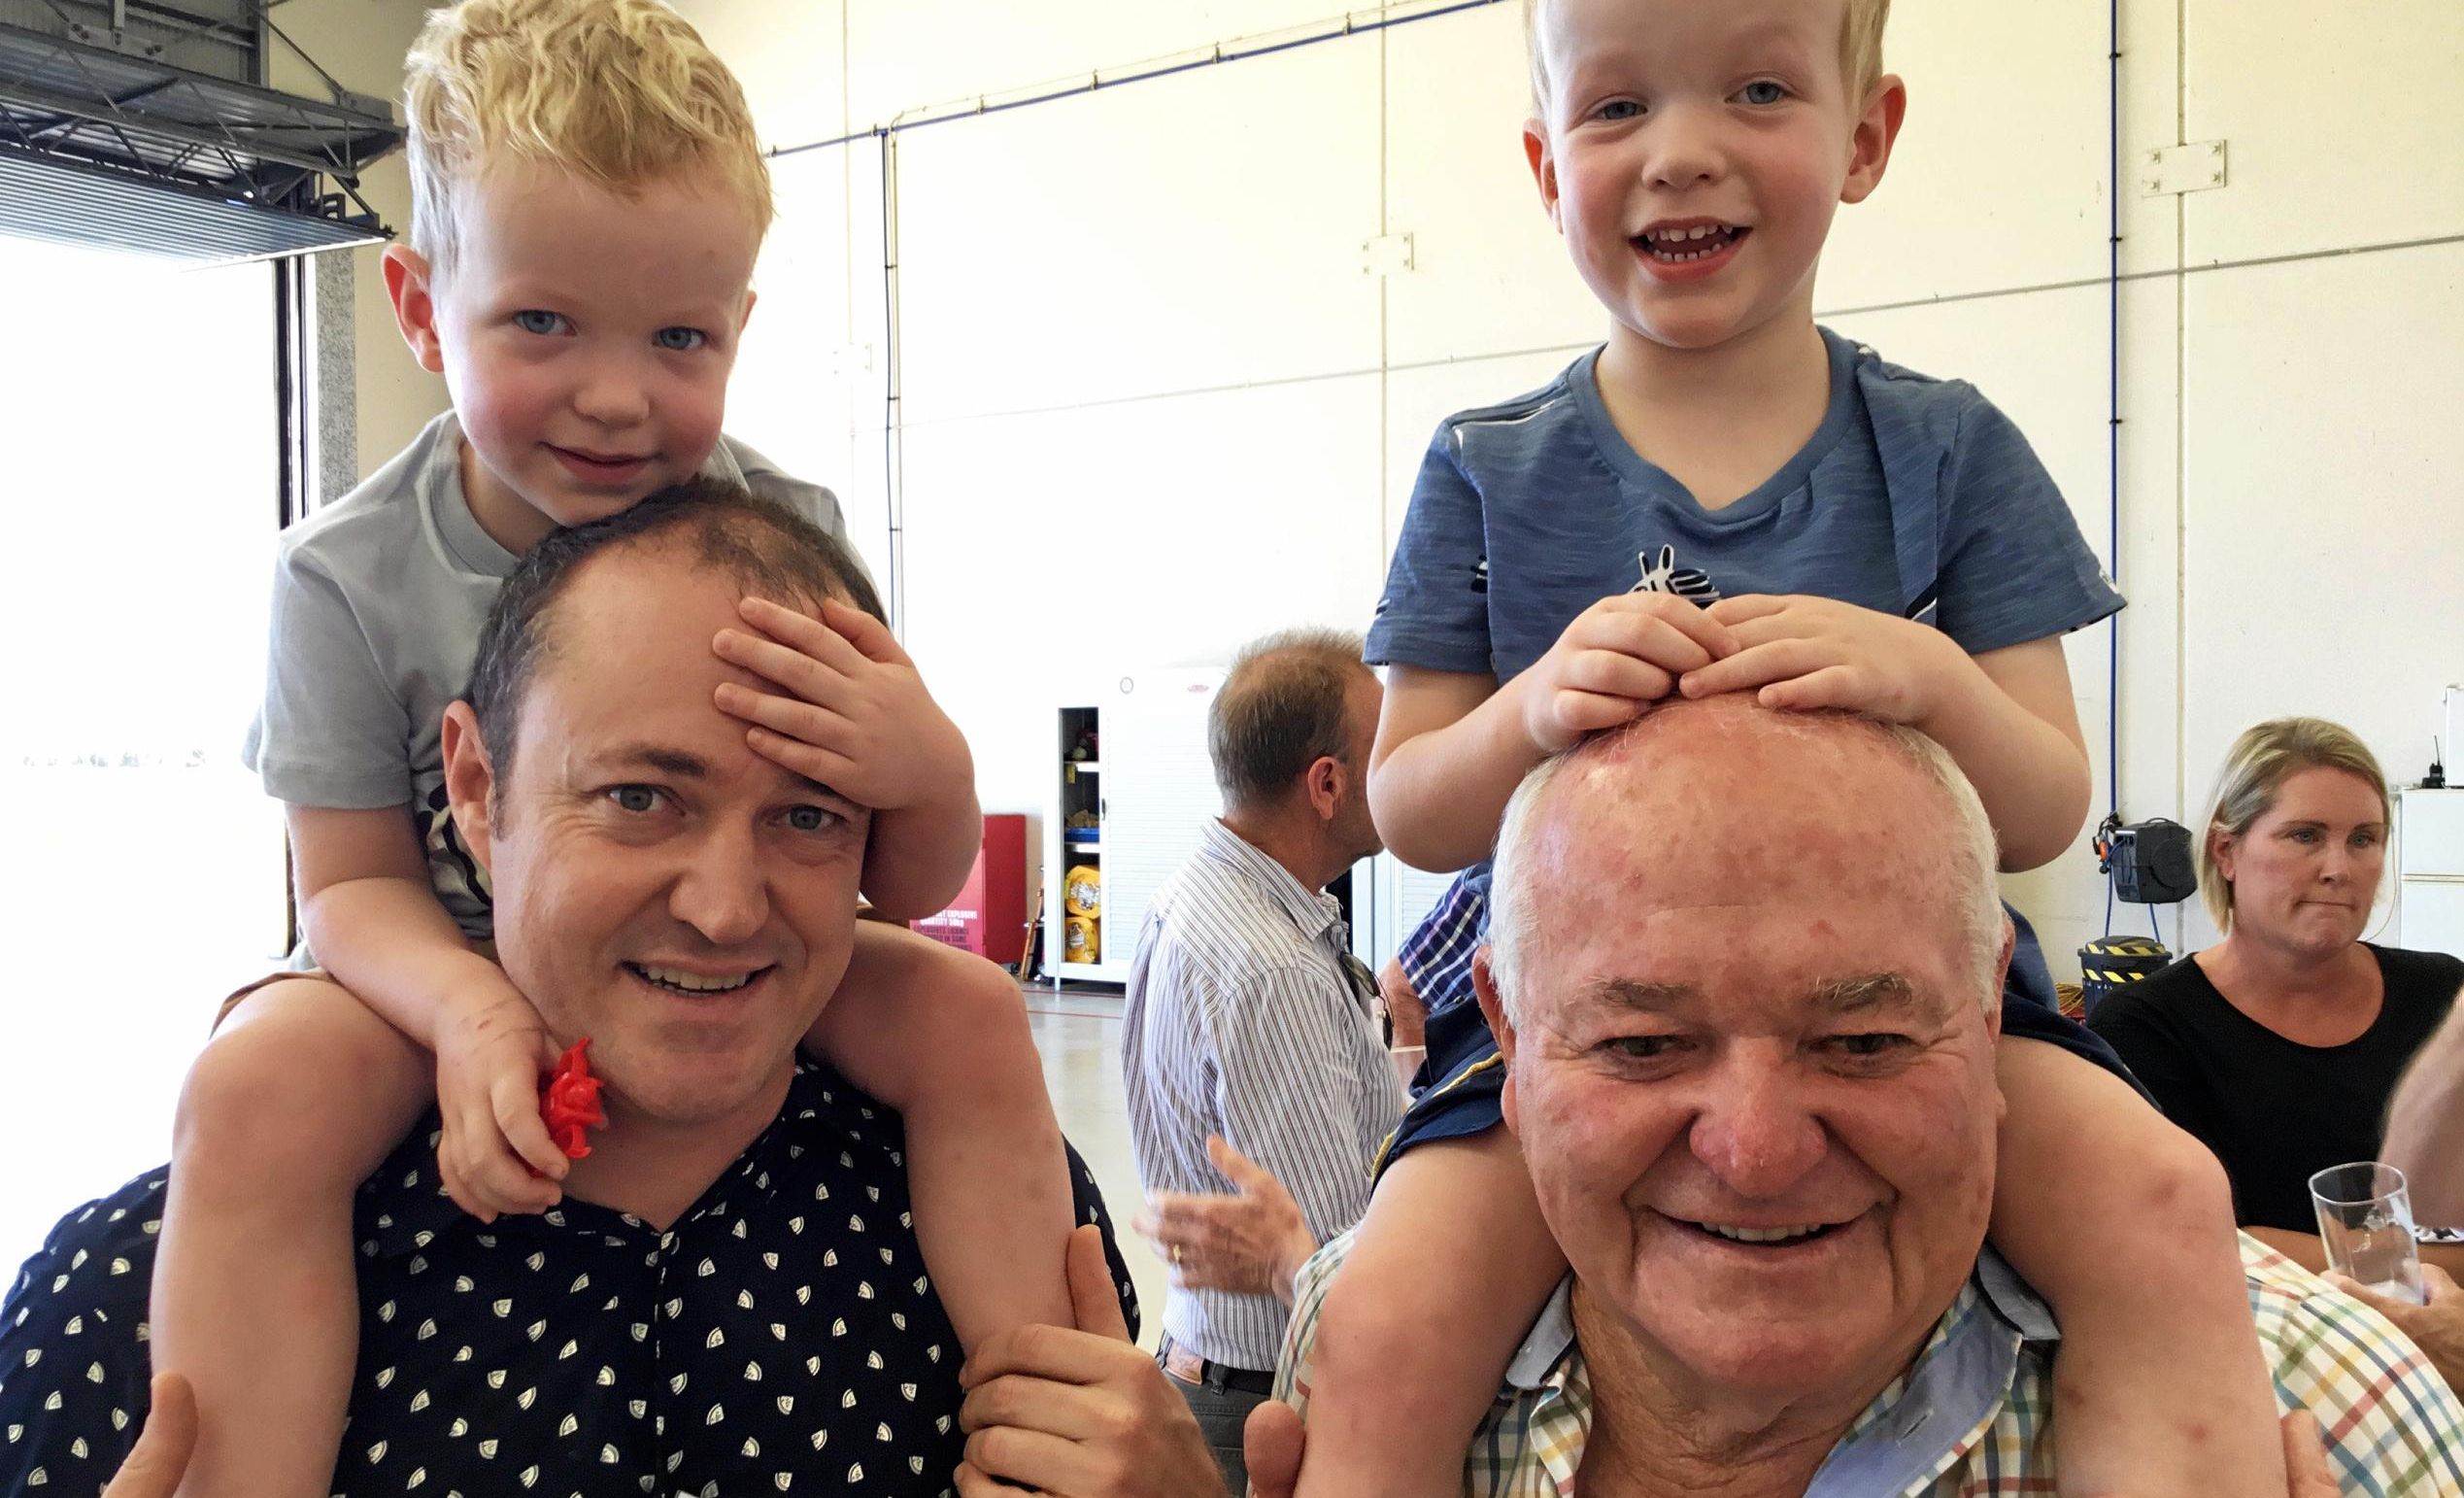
[1992,1038,2287,1498]
[1296,1128,1565,1498]
[153,978,434,1498]
[810,925,1073,1348]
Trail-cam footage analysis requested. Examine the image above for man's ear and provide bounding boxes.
[1840,74,1907,206]
[1985,916,2013,1043]
[382,244,449,375]
[1473,946,1520,1134]
[1304,756,1344,824]
[440,701,498,872]
[1523,119,1564,232]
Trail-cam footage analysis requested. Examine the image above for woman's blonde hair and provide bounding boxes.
[1523,0,1892,115]
[402,0,772,275]
[2197,717,2390,931]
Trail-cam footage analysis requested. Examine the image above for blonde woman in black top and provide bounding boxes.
[2089,718,2463,1278]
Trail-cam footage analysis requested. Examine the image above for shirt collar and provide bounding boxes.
[1502,1248,2055,1487]
[1198,820,1344,941]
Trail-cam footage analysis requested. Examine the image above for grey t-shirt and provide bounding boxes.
[243,410,847,944]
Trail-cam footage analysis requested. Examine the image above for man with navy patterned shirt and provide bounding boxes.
[0,489,1229,1498]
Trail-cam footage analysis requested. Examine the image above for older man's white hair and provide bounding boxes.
[1486,704,2007,1026]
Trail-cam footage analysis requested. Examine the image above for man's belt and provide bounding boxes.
[1159,1337,1275,1396]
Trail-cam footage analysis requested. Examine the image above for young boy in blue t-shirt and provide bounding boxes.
[1285,0,2293,1494]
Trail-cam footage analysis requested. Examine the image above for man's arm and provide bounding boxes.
[1209,962,1396,1257]
[2383,995,2464,1226]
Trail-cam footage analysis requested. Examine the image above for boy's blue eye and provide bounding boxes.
[1597,100,1642,121]
[513,310,570,336]
[656,327,708,352]
[1738,80,1787,106]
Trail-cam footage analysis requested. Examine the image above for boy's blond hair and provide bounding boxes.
[403,0,772,275]
[1523,0,1892,116]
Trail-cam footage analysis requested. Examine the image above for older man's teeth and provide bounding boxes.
[1700,1222,1827,1244]
[634,965,754,994]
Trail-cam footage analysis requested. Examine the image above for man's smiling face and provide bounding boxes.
[1484,701,2006,1410]
[456,539,868,1131]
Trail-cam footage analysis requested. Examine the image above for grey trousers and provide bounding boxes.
[1161,1362,1269,1494]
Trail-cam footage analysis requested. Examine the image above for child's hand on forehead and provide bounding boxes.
[1514,592,1738,755]
[1677,595,1970,727]
[709,596,968,814]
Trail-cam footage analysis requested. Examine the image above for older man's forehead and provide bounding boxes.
[1569,968,1956,1022]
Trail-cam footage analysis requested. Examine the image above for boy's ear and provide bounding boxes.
[439,700,498,872]
[1840,74,1907,206]
[738,286,759,335]
[382,244,449,375]
[1523,119,1565,231]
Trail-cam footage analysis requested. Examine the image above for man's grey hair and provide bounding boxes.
[1209,628,1371,813]
[1487,708,2006,1026]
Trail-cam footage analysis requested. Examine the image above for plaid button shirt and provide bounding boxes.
[1277,1234,2464,1495]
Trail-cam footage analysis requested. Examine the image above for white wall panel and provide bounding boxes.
[1819,0,2111,309]
[1383,3,1601,366]
[891,37,1383,425]
[2183,0,2464,267]
[897,374,1388,822]
[668,0,850,148]
[843,0,1378,129]
[2180,242,2464,852]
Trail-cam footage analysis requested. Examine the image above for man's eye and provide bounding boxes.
[1738,80,1787,105]
[1607,1035,1678,1060]
[607,785,661,813]
[784,805,841,833]
[1828,1033,1908,1058]
[656,326,707,352]
[514,310,571,336]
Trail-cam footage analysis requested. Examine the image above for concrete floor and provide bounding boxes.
[1025,984,1170,1347]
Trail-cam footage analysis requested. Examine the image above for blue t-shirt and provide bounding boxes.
[1367,326,2124,915]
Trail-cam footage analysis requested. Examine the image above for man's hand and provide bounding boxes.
[1512,594,1735,755]
[433,975,566,1222]
[1133,1138,1317,1306]
[714,596,972,815]
[1679,595,1973,727]
[2328,1263,2464,1393]
[955,1225,1229,1496]
[100,1375,197,1498]
[1376,958,1427,1050]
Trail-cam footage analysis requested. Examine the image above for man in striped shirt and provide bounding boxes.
[1275,697,2464,1494]
[1122,629,1409,1492]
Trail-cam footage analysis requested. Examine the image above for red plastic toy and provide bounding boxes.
[539,1038,606,1160]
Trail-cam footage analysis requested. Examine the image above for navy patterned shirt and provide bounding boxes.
[0,1061,1134,1497]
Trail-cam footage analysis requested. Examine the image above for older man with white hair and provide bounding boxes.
[1274,697,2464,1496]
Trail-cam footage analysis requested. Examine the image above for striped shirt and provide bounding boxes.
[1277,1233,2464,1495]
[1122,820,1405,1370]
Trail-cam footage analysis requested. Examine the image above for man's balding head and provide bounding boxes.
[1488,697,2006,1026]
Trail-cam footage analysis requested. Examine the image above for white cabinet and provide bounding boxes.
[2396,787,2464,962]
[1046,669,1225,985]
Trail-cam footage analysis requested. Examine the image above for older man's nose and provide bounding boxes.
[1688,1072,1827,1198]
[668,832,770,946]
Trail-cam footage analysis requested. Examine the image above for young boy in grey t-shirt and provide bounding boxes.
[151,4,1079,1492]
